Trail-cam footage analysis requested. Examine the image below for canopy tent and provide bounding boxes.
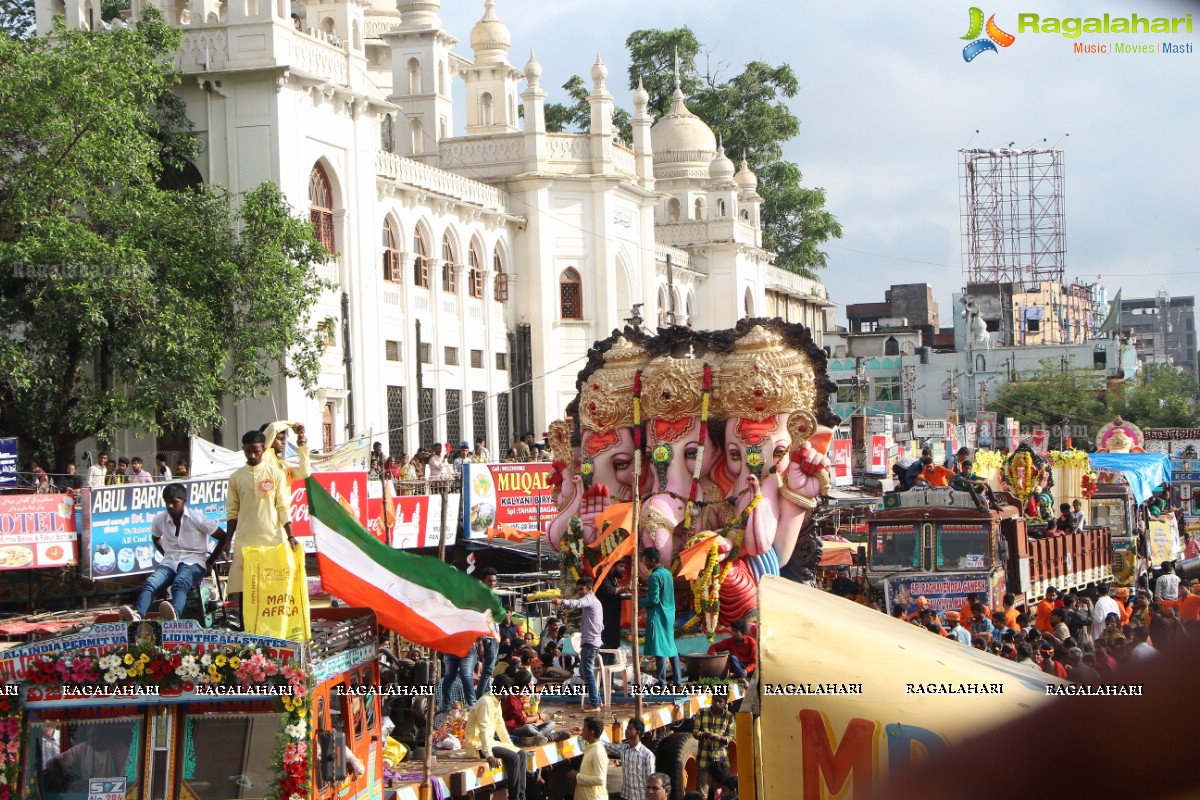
[819,540,857,567]
[1087,452,1172,504]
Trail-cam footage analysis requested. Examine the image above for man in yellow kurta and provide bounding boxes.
[262,420,311,490]
[570,717,608,800]
[225,430,295,622]
[464,688,528,800]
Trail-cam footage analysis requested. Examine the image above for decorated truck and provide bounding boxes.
[0,607,385,800]
[868,486,1114,616]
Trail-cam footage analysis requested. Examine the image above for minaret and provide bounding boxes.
[383,0,457,159]
[630,78,654,189]
[521,49,548,171]
[463,0,523,135]
[588,53,614,173]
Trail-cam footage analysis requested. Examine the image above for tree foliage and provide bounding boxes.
[543,74,631,146]
[0,0,34,39]
[993,360,1199,442]
[0,11,330,470]
[546,26,841,276]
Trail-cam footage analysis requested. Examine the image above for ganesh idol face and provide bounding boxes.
[580,427,639,503]
[722,415,792,485]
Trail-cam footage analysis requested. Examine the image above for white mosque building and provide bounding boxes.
[37,0,834,458]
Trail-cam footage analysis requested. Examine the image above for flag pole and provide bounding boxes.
[421,487,452,800]
[630,370,644,719]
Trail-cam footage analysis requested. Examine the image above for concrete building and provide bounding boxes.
[845,283,939,346]
[1119,294,1198,379]
[43,0,835,461]
[958,281,1104,349]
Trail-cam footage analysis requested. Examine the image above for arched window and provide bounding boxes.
[718,199,727,217]
[667,198,680,222]
[468,244,483,300]
[410,117,423,155]
[351,20,360,49]
[412,228,430,288]
[407,58,421,95]
[694,198,704,220]
[441,234,457,293]
[380,114,394,153]
[743,287,754,318]
[480,92,494,126]
[559,268,582,320]
[884,336,900,356]
[493,248,508,302]
[308,164,335,252]
[657,286,668,328]
[382,221,401,282]
[686,293,696,328]
[320,16,334,35]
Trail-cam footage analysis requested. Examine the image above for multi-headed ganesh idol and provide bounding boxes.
[546,319,840,635]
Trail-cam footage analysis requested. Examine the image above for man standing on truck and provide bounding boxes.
[225,430,295,633]
[554,576,604,711]
[641,547,682,687]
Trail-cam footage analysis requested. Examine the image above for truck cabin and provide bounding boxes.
[1089,483,1136,538]
[9,607,382,800]
[869,489,1015,575]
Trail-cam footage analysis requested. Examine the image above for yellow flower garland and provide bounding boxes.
[1048,449,1090,469]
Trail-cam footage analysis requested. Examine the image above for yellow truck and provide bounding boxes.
[736,576,1062,799]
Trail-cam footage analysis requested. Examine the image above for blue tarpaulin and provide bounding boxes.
[1088,453,1172,504]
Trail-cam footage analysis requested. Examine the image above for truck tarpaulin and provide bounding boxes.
[753,577,1058,799]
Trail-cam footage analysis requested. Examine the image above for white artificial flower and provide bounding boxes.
[284,721,307,739]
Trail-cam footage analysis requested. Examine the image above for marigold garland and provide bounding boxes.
[973,450,1006,471]
[15,644,312,800]
[1048,449,1091,469]
[686,493,762,639]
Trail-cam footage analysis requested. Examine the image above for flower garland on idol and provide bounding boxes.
[684,493,762,639]
[16,644,312,800]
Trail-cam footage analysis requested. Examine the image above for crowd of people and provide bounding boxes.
[369,433,558,484]
[893,572,1194,681]
[21,451,186,496]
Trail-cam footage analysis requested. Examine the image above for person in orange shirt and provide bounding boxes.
[914,457,956,488]
[1002,593,1021,630]
[1113,587,1134,626]
[960,592,990,628]
[1162,582,1200,623]
[1035,587,1059,633]
[907,595,930,622]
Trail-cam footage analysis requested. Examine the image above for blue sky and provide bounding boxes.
[439,0,1200,325]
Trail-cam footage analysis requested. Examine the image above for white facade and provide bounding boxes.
[42,0,835,458]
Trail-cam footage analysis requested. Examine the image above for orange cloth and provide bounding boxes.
[1035,598,1056,633]
[1117,599,1133,627]
[919,465,956,487]
[1004,607,1020,630]
[1162,595,1200,623]
[961,602,991,626]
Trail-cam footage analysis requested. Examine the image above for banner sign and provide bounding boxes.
[83,471,368,576]
[884,572,992,623]
[1006,418,1020,446]
[1111,536,1137,587]
[0,438,16,488]
[462,463,554,539]
[0,493,78,570]
[912,419,947,440]
[190,434,372,481]
[832,440,853,487]
[377,493,461,549]
[1147,517,1180,564]
[82,478,228,581]
[976,413,997,449]
[868,436,889,474]
[1030,429,1050,454]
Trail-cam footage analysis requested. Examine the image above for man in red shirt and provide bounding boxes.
[708,619,757,679]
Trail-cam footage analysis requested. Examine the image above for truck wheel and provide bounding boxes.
[655,732,699,800]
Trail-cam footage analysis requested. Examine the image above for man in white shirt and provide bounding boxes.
[1155,561,1181,601]
[154,452,172,482]
[426,445,444,478]
[603,718,656,800]
[1092,584,1120,641]
[87,452,109,489]
[120,483,229,622]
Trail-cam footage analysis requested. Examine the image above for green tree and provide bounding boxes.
[992,360,1110,438]
[626,27,841,276]
[1,0,35,38]
[1112,363,1200,429]
[0,11,329,471]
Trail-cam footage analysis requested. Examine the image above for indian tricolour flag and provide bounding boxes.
[306,477,502,656]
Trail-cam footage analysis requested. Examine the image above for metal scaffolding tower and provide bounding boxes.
[959,148,1066,287]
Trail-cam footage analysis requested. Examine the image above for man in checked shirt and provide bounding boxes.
[603,718,655,800]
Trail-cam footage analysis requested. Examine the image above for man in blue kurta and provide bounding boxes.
[641,547,682,686]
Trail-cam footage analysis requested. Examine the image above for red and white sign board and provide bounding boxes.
[0,494,78,570]
[832,439,854,487]
[869,435,889,474]
[381,493,460,550]
[1030,429,1049,454]
[289,471,369,553]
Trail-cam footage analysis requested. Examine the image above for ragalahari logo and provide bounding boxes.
[962,7,1016,61]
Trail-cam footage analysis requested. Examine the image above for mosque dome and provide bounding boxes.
[734,158,758,190]
[709,146,735,181]
[650,88,718,179]
[470,0,511,65]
